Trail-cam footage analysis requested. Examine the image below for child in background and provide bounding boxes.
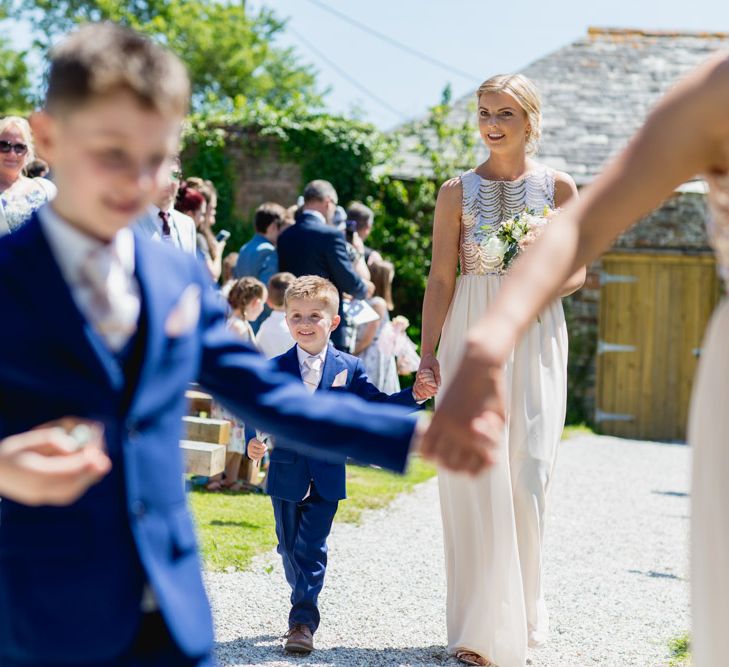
[257,272,296,359]
[354,258,400,393]
[247,276,437,654]
[207,277,266,491]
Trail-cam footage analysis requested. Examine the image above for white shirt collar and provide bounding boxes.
[302,208,326,225]
[296,344,328,370]
[37,202,135,286]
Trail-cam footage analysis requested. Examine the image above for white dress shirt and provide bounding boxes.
[134,204,197,255]
[38,204,140,351]
[257,310,295,359]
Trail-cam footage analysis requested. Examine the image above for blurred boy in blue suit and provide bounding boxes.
[247,276,437,653]
[0,23,432,667]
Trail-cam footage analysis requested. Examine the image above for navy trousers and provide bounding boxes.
[3,613,215,667]
[271,483,339,633]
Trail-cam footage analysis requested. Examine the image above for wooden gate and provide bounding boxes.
[596,252,722,440]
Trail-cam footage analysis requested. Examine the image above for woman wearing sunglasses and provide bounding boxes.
[0,116,57,236]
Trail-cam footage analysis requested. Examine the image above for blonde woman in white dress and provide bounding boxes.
[422,55,729,667]
[419,74,585,667]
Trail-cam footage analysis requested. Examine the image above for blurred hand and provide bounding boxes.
[247,438,268,462]
[0,420,111,506]
[418,348,506,474]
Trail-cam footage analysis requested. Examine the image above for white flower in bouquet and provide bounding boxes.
[482,235,508,270]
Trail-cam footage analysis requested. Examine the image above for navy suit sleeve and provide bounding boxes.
[194,264,415,473]
[325,232,368,300]
[348,360,422,412]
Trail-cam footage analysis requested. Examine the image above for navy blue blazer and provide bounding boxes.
[265,343,422,503]
[277,211,367,349]
[0,214,417,664]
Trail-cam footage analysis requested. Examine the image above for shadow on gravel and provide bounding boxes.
[652,490,689,498]
[215,635,451,665]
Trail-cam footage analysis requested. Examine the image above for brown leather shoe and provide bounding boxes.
[284,624,314,653]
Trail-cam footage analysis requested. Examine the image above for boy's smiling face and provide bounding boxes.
[285,298,340,356]
[32,89,183,241]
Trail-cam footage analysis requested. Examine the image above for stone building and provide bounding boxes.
[396,27,729,439]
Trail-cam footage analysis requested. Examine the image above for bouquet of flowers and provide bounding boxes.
[479,205,558,273]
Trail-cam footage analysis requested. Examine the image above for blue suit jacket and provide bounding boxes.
[277,212,367,349]
[0,214,417,664]
[265,344,422,503]
[234,233,278,284]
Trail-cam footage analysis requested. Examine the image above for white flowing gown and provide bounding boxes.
[437,167,568,667]
[690,166,729,667]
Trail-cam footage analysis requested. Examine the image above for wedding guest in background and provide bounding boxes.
[347,201,383,266]
[235,201,286,330]
[0,116,56,236]
[278,180,369,351]
[221,251,239,294]
[208,277,266,492]
[344,218,371,281]
[285,203,300,229]
[355,258,400,393]
[186,177,226,282]
[257,271,296,359]
[135,155,197,253]
[246,276,436,655]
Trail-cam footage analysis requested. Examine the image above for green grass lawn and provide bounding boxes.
[562,423,595,439]
[189,457,436,572]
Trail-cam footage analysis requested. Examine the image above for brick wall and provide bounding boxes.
[224,128,303,219]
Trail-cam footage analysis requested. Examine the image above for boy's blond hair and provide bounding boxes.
[46,22,190,117]
[284,276,339,315]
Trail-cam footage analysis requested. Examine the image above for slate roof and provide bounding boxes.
[392,28,729,185]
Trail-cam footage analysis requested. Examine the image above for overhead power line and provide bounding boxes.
[302,0,480,83]
[288,27,409,121]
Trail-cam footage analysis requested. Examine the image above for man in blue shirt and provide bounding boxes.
[234,202,285,330]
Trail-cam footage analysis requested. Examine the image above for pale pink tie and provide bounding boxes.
[80,245,139,351]
[302,355,323,393]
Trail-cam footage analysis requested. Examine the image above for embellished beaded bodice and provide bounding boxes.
[706,169,729,291]
[459,166,556,276]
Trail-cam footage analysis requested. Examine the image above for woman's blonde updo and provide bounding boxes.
[476,74,542,156]
[0,116,36,169]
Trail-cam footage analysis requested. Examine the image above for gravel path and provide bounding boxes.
[207,435,690,666]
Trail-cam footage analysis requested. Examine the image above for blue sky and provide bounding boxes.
[10,0,729,129]
[256,0,729,129]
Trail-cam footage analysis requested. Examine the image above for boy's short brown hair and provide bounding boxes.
[284,276,339,316]
[46,22,190,117]
[254,202,286,234]
[267,272,296,308]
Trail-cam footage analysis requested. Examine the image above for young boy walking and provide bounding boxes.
[247,276,437,654]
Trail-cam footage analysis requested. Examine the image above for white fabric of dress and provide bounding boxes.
[689,165,729,667]
[436,166,568,667]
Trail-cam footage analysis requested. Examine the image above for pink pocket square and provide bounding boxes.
[165,284,201,337]
[332,370,348,387]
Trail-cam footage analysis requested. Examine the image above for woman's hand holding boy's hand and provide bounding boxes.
[413,368,439,401]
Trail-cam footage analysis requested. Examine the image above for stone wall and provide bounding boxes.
[563,190,712,424]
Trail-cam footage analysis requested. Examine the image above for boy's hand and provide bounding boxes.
[0,422,111,506]
[247,438,268,462]
[413,368,439,401]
